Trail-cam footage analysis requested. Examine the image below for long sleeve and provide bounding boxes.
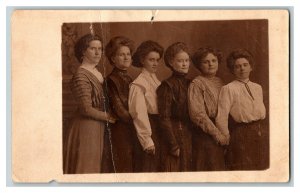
[107,79,132,123]
[128,84,154,150]
[258,85,266,119]
[215,86,232,136]
[71,73,107,121]
[157,83,179,153]
[188,82,222,137]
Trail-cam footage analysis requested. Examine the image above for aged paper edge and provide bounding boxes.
[11,10,289,183]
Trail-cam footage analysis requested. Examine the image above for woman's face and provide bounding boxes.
[199,53,218,77]
[233,57,252,80]
[112,46,132,70]
[82,40,102,64]
[142,51,161,73]
[170,51,190,74]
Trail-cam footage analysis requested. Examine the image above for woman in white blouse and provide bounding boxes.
[216,49,268,170]
[128,40,164,172]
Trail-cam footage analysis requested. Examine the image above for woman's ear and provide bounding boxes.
[140,58,145,66]
[81,51,86,61]
[169,59,175,69]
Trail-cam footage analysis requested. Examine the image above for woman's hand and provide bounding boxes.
[106,113,117,123]
[145,145,155,155]
[215,133,229,146]
[224,133,230,145]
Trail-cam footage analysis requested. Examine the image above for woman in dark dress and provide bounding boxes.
[64,34,115,174]
[104,36,137,173]
[157,42,193,172]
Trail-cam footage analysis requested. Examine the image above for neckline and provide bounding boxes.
[236,79,250,84]
[141,68,159,79]
[79,67,103,84]
[113,67,128,74]
[142,68,156,76]
[173,71,187,78]
[202,75,217,80]
[81,60,98,70]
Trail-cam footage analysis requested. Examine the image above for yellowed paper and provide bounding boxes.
[11,10,289,183]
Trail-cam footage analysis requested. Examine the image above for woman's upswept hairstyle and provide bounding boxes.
[132,40,164,68]
[226,48,254,73]
[164,42,190,69]
[105,36,135,65]
[74,34,102,63]
[191,47,222,72]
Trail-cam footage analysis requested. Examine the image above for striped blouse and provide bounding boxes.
[70,67,106,120]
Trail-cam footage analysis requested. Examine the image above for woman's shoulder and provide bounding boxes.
[72,67,90,81]
[221,81,238,91]
[70,69,92,91]
[158,77,174,92]
[106,71,120,85]
[130,73,149,92]
[74,67,87,75]
[249,81,263,88]
[160,76,175,89]
[191,75,207,85]
[132,73,149,86]
[248,81,263,93]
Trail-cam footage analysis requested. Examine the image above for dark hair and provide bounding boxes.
[105,36,135,65]
[226,48,254,73]
[164,42,190,69]
[74,34,102,63]
[192,47,222,72]
[132,40,164,68]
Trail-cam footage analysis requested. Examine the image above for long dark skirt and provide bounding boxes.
[160,121,192,172]
[64,116,105,174]
[192,127,225,171]
[225,119,269,170]
[102,121,136,173]
[134,114,161,172]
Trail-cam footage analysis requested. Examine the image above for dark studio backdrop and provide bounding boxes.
[62,20,269,163]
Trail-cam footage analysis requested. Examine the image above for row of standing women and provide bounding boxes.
[63,33,268,174]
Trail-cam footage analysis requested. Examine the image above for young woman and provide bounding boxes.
[157,42,193,172]
[64,33,115,174]
[188,47,226,171]
[128,40,164,172]
[216,48,267,170]
[105,36,137,173]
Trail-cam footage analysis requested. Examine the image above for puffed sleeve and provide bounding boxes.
[71,73,107,121]
[215,85,232,136]
[157,82,179,153]
[188,81,223,138]
[128,84,154,150]
[106,78,132,123]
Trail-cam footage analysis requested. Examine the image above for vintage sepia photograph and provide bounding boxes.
[62,20,269,174]
[11,10,289,183]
